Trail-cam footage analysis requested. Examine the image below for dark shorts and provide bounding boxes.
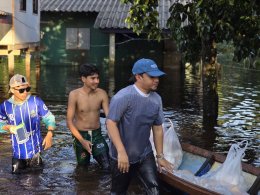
[110,152,159,195]
[73,128,110,170]
[12,153,43,174]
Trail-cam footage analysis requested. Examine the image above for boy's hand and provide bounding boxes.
[43,131,53,150]
[3,125,17,134]
[81,139,92,154]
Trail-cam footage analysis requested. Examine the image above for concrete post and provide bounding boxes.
[109,33,115,65]
[25,51,31,81]
[108,33,115,97]
[8,52,14,76]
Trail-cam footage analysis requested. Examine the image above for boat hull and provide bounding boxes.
[158,143,260,195]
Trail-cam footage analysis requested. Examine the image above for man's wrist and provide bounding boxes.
[156,153,164,159]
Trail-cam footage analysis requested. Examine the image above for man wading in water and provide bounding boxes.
[67,64,110,170]
[107,58,173,194]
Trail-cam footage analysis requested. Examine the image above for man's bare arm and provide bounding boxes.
[152,125,174,172]
[152,125,164,155]
[106,119,129,173]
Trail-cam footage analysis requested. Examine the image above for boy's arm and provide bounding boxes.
[101,90,109,117]
[42,113,56,130]
[0,107,11,133]
[42,112,55,150]
[0,124,13,133]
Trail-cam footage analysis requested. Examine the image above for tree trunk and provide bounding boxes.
[201,39,219,130]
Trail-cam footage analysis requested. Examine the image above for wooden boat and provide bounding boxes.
[158,143,260,195]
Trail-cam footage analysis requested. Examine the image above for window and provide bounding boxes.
[33,0,38,14]
[66,28,90,50]
[20,0,26,11]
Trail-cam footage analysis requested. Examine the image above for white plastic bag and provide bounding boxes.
[172,141,249,195]
[150,119,183,170]
[202,141,248,191]
[163,119,183,169]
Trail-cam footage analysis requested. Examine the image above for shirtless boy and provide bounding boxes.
[67,64,110,170]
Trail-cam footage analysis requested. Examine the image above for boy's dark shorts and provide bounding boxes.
[73,128,109,168]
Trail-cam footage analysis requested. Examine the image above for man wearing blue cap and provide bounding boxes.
[107,58,173,194]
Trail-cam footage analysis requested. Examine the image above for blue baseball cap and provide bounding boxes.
[132,58,165,77]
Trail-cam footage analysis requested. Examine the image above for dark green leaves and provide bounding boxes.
[121,0,259,63]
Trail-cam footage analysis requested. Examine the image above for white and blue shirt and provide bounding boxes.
[0,95,55,159]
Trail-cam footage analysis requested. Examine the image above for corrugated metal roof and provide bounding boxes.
[94,1,130,29]
[41,0,183,29]
[94,0,176,29]
[40,0,107,12]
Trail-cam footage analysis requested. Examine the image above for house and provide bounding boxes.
[40,0,109,66]
[40,0,181,68]
[0,0,40,75]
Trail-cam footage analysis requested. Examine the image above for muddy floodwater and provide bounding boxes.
[0,60,259,194]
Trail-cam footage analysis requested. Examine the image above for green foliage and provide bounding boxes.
[121,0,162,40]
[122,0,260,63]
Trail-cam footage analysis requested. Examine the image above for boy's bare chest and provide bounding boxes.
[76,95,101,112]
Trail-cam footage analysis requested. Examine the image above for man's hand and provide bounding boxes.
[157,158,174,173]
[117,150,130,173]
[42,131,53,150]
[80,139,92,155]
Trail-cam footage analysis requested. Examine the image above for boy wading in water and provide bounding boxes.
[67,64,110,170]
[0,74,56,173]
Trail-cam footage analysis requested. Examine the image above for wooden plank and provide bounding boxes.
[0,50,20,55]
[7,42,39,50]
[8,53,14,75]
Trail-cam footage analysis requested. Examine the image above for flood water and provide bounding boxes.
[0,55,259,194]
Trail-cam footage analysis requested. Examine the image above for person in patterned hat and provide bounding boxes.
[0,74,56,173]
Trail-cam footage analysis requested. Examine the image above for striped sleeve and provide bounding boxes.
[0,102,8,132]
[35,96,56,128]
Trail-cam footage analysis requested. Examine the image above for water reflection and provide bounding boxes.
[215,68,260,166]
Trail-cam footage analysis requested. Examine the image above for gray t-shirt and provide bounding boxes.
[107,85,164,163]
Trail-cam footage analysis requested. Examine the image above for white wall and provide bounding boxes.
[0,0,13,45]
[0,0,12,13]
[0,0,40,45]
[14,0,40,44]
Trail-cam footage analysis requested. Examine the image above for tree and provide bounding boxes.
[122,0,259,130]
[122,0,260,67]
